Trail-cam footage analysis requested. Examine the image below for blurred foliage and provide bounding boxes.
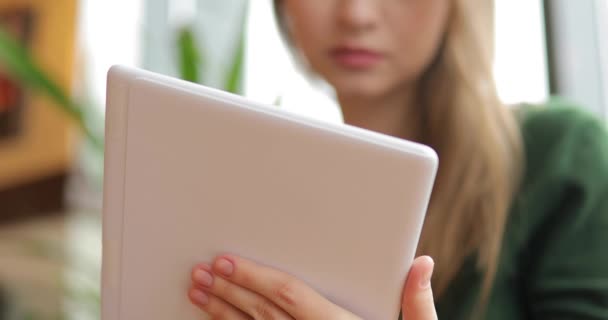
[176,2,247,94]
[0,1,249,157]
[0,3,250,319]
[0,27,104,153]
[225,24,245,94]
[0,237,101,320]
[177,27,203,83]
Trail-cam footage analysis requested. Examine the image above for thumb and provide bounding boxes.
[402,256,437,320]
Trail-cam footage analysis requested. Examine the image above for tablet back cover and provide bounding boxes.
[102,66,437,320]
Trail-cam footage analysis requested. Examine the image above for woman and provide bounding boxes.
[187,0,608,319]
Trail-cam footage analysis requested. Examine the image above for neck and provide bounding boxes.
[338,86,420,141]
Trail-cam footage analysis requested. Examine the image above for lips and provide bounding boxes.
[330,46,384,69]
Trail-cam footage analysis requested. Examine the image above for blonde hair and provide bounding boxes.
[274,0,523,307]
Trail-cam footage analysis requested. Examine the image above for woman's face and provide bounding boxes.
[282,0,450,99]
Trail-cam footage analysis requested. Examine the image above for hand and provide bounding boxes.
[188,255,437,319]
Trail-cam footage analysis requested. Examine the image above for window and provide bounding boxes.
[545,0,607,117]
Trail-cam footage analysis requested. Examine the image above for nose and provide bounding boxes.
[336,0,380,33]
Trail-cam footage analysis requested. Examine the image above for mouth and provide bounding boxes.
[330,45,384,70]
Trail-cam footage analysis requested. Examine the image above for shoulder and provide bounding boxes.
[519,97,607,150]
[517,97,608,192]
[505,97,608,252]
[504,99,608,318]
[507,97,608,248]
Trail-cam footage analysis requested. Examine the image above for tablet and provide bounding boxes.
[102,65,438,320]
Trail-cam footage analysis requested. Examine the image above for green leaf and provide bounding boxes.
[0,26,103,151]
[225,34,244,94]
[177,26,203,83]
[273,95,282,107]
[22,312,38,320]
[225,4,248,94]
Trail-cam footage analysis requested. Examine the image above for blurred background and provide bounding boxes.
[0,0,606,319]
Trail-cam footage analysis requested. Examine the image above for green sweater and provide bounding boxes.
[436,100,608,319]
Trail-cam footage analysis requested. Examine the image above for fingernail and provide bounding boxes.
[419,257,434,289]
[215,258,234,276]
[193,269,213,287]
[191,289,209,305]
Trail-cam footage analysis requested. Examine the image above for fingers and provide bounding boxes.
[191,263,294,320]
[402,256,438,320]
[188,285,250,319]
[209,255,341,319]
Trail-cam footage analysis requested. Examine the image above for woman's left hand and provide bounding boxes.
[188,254,437,319]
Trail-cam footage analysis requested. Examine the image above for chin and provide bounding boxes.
[320,65,397,99]
[330,78,392,100]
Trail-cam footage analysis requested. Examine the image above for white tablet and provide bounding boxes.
[102,65,437,320]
